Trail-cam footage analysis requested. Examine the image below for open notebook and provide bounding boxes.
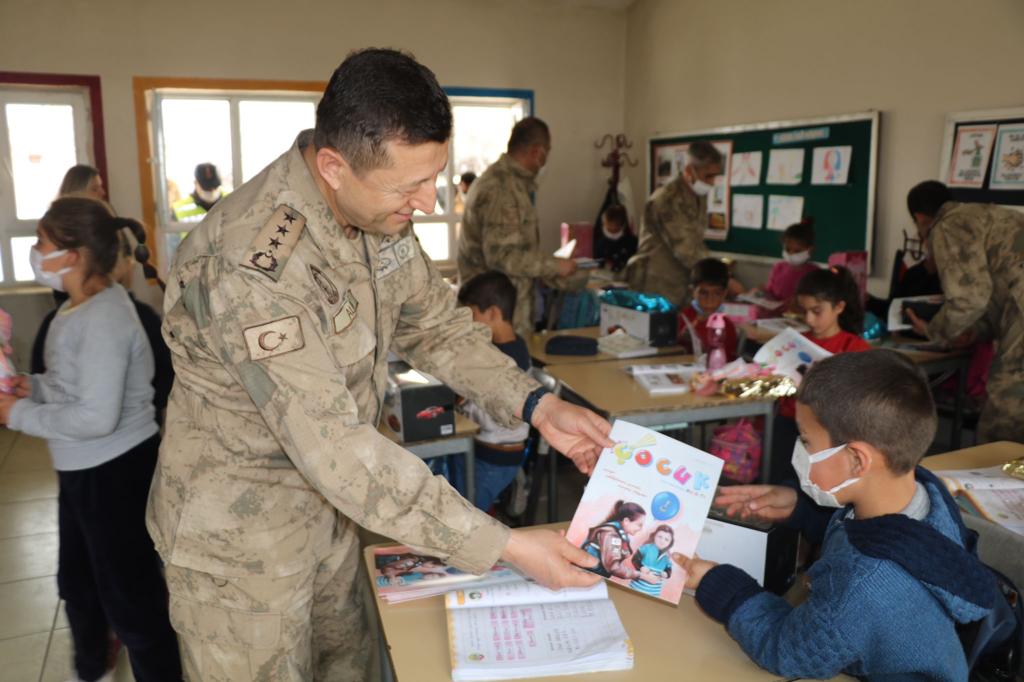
[936,466,1024,536]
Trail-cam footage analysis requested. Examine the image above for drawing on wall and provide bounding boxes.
[989,124,1024,190]
[766,194,804,230]
[729,151,762,187]
[766,148,805,185]
[705,140,733,241]
[731,194,763,229]
[811,145,853,185]
[947,125,996,188]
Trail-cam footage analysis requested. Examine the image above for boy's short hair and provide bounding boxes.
[783,218,815,248]
[797,350,937,474]
[692,258,729,289]
[602,204,627,227]
[906,180,952,218]
[458,271,516,323]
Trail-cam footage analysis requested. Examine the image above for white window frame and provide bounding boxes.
[0,87,92,288]
[150,90,320,269]
[412,90,533,272]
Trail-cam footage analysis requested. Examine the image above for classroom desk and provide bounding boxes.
[545,356,776,520]
[379,413,479,503]
[528,326,685,367]
[364,527,851,682]
[923,440,1024,471]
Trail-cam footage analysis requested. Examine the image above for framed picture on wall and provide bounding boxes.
[947,124,996,188]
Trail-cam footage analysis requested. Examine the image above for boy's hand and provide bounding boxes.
[500,528,601,591]
[530,394,613,475]
[556,258,578,278]
[904,308,930,337]
[10,375,30,399]
[673,553,717,591]
[715,484,797,522]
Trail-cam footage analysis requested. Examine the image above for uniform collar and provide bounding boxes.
[932,200,958,224]
[498,153,538,192]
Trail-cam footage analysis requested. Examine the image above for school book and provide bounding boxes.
[754,316,810,334]
[631,371,692,396]
[371,545,520,604]
[446,578,633,680]
[737,291,783,310]
[887,295,944,332]
[753,327,832,384]
[565,421,724,604]
[596,329,658,358]
[935,466,1024,536]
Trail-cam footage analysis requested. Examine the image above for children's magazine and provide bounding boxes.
[753,327,832,384]
[566,421,724,604]
[371,546,519,603]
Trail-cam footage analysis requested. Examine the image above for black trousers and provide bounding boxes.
[57,434,182,682]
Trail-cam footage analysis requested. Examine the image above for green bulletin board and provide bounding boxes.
[648,111,879,266]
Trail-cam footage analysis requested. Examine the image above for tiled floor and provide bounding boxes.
[0,429,134,682]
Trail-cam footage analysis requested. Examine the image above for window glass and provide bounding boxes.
[6,103,78,220]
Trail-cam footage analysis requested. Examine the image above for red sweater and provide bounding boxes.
[779,330,871,417]
[677,306,739,362]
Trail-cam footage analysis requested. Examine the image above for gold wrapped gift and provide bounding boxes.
[719,375,797,400]
[1001,458,1024,481]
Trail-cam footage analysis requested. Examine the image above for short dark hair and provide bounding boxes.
[458,271,517,323]
[688,140,723,170]
[906,180,952,218]
[40,197,144,282]
[58,164,99,197]
[783,218,815,248]
[797,350,937,474]
[602,204,627,227]
[459,171,476,187]
[507,117,550,153]
[692,257,729,289]
[796,266,864,334]
[314,48,452,173]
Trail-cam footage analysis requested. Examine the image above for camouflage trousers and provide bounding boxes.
[978,369,1024,444]
[624,260,690,307]
[165,520,379,681]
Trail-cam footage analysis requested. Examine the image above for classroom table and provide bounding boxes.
[528,325,685,367]
[544,355,776,520]
[364,527,851,682]
[379,413,479,503]
[923,440,1024,472]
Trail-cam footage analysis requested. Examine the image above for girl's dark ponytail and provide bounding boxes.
[795,265,864,334]
[111,216,165,291]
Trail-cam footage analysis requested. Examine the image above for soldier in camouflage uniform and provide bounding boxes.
[148,49,609,681]
[906,180,1024,443]
[625,141,723,306]
[458,117,583,337]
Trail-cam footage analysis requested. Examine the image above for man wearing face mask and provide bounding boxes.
[904,180,1024,444]
[148,50,612,681]
[171,162,226,223]
[458,117,584,337]
[625,140,723,306]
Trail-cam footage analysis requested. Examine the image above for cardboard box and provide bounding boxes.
[599,301,677,347]
[382,364,455,443]
[693,509,799,595]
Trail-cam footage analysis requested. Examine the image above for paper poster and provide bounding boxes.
[730,151,762,186]
[948,125,997,188]
[705,140,732,241]
[731,194,763,229]
[990,124,1024,190]
[565,421,723,605]
[766,194,804,230]
[654,144,681,188]
[766,148,805,185]
[811,145,852,185]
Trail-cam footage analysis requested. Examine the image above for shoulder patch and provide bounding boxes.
[375,234,417,280]
[241,205,305,281]
[243,315,304,361]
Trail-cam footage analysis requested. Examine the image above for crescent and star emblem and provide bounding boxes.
[257,330,287,351]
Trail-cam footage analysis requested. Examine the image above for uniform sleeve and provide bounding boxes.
[390,248,539,428]
[199,261,509,574]
[927,217,992,343]
[646,194,710,271]
[480,191,562,280]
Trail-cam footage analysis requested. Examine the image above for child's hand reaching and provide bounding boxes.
[673,553,717,591]
[715,484,797,522]
[10,375,30,399]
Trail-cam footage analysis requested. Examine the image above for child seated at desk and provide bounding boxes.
[677,258,738,361]
[593,204,637,272]
[752,219,818,310]
[683,350,1001,681]
[456,271,532,512]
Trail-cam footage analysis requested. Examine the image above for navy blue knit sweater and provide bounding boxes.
[695,467,996,681]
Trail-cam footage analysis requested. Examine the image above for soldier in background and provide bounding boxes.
[147,49,610,681]
[458,117,582,337]
[905,180,1024,443]
[625,140,723,305]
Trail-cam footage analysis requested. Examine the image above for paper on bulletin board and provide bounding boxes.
[731,194,763,229]
[948,125,997,188]
[811,145,853,185]
[766,148,804,185]
[730,151,762,186]
[990,124,1024,190]
[705,140,733,241]
[653,144,681,188]
[766,195,804,230]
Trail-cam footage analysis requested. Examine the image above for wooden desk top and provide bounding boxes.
[923,441,1024,472]
[529,326,686,367]
[546,355,771,418]
[378,412,479,446]
[738,325,970,366]
[364,532,849,681]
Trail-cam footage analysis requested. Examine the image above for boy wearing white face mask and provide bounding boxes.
[678,350,1001,681]
[759,219,818,308]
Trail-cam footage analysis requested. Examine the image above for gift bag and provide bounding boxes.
[709,418,762,483]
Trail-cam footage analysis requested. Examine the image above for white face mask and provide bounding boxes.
[601,224,624,241]
[690,178,712,196]
[783,249,811,266]
[30,247,72,292]
[791,440,859,508]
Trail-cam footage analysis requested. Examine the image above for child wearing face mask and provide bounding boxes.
[677,258,739,361]
[679,350,1002,682]
[593,204,638,272]
[759,219,818,308]
[0,197,181,682]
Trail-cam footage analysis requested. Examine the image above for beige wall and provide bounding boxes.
[623,0,1024,294]
[0,0,627,353]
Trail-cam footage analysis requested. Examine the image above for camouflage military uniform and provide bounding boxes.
[147,131,539,681]
[624,177,709,306]
[926,201,1024,443]
[458,153,582,337]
